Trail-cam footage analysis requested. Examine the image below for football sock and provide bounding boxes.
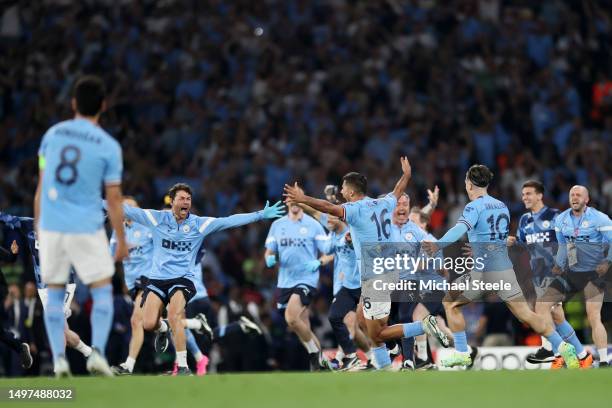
[598,348,608,362]
[555,321,585,357]
[90,284,113,352]
[43,287,66,364]
[123,356,136,372]
[453,331,468,353]
[540,335,552,351]
[372,345,391,368]
[402,321,424,338]
[176,351,187,368]
[416,339,428,361]
[74,340,92,357]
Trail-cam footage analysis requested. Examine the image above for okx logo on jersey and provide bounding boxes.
[162,239,192,251]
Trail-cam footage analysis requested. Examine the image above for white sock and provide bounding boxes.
[416,339,428,360]
[541,336,552,351]
[598,348,608,362]
[388,343,400,355]
[365,350,373,361]
[184,319,201,330]
[577,350,587,359]
[75,341,92,357]
[193,351,204,362]
[158,320,169,333]
[335,348,345,361]
[304,339,319,353]
[176,351,188,368]
[123,357,136,372]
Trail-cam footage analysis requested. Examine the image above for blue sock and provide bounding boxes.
[453,331,468,352]
[185,329,202,356]
[372,345,392,369]
[43,287,67,364]
[546,331,563,352]
[401,337,414,362]
[402,322,425,338]
[556,321,584,355]
[90,284,114,353]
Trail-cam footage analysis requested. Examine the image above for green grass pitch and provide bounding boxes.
[1,370,611,408]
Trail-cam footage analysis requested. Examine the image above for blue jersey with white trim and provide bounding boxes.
[39,118,122,233]
[341,194,397,275]
[554,207,612,272]
[265,214,328,288]
[457,195,513,272]
[111,222,153,290]
[517,206,559,282]
[118,204,264,281]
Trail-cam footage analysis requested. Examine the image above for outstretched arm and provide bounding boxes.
[391,156,412,200]
[200,201,285,237]
[284,183,344,218]
[298,203,322,221]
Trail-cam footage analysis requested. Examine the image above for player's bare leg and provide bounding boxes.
[285,294,326,370]
[64,325,92,357]
[166,291,188,373]
[584,283,607,364]
[112,291,145,374]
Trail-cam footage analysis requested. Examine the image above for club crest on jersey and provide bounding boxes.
[134,231,141,238]
[582,221,589,228]
[542,221,550,229]
[404,232,414,241]
[183,225,190,233]
[299,227,308,235]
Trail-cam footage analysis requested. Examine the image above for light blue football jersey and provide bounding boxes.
[111,222,153,290]
[118,204,264,281]
[39,118,122,233]
[265,214,329,288]
[554,207,612,272]
[341,194,397,276]
[457,194,513,272]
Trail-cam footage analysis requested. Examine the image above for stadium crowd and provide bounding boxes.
[1,0,611,375]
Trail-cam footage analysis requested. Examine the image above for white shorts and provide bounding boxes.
[463,269,523,302]
[39,229,114,285]
[38,283,76,319]
[362,299,391,320]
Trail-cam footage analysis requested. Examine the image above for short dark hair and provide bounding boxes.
[342,172,367,195]
[168,183,193,200]
[466,164,493,188]
[522,180,545,195]
[72,75,106,116]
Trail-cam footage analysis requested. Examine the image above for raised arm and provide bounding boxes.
[391,156,412,200]
[421,185,439,217]
[284,183,344,218]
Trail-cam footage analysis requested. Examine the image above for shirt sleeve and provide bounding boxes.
[382,193,398,212]
[457,201,479,231]
[438,223,469,248]
[595,212,612,261]
[198,211,264,238]
[314,221,331,253]
[104,141,123,185]
[318,213,329,229]
[342,202,358,224]
[265,222,278,252]
[103,201,162,228]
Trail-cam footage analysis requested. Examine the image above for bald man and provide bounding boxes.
[539,185,612,368]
